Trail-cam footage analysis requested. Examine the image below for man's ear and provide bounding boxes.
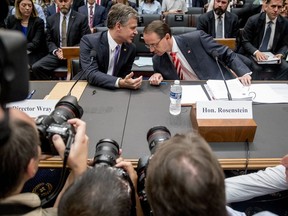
[27,158,39,179]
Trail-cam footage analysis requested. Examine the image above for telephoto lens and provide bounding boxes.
[146,126,171,154]
[93,138,120,167]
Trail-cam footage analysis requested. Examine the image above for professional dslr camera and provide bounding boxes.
[137,126,171,216]
[35,95,83,155]
[92,138,136,216]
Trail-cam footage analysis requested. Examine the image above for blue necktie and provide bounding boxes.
[113,45,120,75]
[259,21,272,51]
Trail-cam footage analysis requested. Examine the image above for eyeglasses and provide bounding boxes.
[145,37,164,49]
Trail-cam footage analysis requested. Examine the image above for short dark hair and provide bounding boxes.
[265,0,285,5]
[0,119,39,198]
[143,20,172,39]
[146,132,227,216]
[58,166,133,216]
[107,3,138,29]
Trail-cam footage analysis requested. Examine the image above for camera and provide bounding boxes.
[92,138,129,179]
[137,126,171,216]
[35,95,83,155]
[92,138,137,216]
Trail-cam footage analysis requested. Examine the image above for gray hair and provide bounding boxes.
[107,3,138,29]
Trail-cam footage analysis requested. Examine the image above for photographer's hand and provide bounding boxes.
[52,118,89,207]
[53,118,89,176]
[116,158,144,216]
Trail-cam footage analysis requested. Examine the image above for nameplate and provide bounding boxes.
[7,100,58,118]
[196,101,253,119]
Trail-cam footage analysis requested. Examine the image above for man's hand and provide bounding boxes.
[255,51,268,61]
[238,74,252,86]
[149,73,163,85]
[56,48,65,60]
[119,72,143,89]
[115,158,137,188]
[53,118,89,176]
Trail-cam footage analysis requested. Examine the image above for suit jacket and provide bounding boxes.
[46,4,56,18]
[78,4,106,27]
[153,30,251,80]
[46,10,90,53]
[77,31,136,89]
[242,12,288,56]
[6,16,46,52]
[197,10,239,38]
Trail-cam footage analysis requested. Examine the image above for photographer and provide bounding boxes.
[58,156,143,216]
[0,108,89,215]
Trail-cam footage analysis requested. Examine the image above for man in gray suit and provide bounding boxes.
[197,0,239,38]
[77,3,143,89]
[143,20,252,86]
[32,0,90,80]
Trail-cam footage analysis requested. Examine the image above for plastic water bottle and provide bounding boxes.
[169,80,182,115]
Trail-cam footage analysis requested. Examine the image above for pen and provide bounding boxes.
[27,89,36,99]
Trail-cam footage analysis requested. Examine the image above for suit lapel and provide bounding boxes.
[55,13,61,45]
[224,12,231,38]
[99,32,110,71]
[67,11,76,43]
[114,44,129,76]
[272,17,282,51]
[208,12,216,38]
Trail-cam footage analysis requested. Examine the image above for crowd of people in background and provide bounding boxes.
[0,0,288,215]
[0,0,288,81]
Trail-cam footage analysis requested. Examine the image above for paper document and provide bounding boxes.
[181,85,209,105]
[206,79,253,101]
[249,83,288,103]
[133,57,153,66]
[252,52,280,64]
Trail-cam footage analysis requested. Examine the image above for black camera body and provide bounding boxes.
[137,126,171,216]
[35,95,83,155]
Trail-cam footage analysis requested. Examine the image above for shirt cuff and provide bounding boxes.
[115,78,121,88]
[243,72,252,76]
[253,50,259,56]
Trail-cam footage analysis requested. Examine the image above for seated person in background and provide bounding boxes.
[138,0,162,15]
[197,0,239,38]
[106,0,137,16]
[240,0,288,80]
[143,20,252,86]
[46,0,58,18]
[31,0,90,80]
[146,132,247,216]
[226,154,288,203]
[76,4,143,89]
[58,159,143,216]
[280,0,288,17]
[0,108,89,215]
[10,0,47,28]
[6,0,47,69]
[78,0,106,33]
[161,0,188,16]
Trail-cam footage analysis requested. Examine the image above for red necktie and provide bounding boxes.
[89,5,94,28]
[170,52,184,80]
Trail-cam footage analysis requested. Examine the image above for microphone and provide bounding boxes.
[211,50,232,101]
[67,49,97,96]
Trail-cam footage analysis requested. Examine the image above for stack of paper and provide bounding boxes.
[206,79,253,101]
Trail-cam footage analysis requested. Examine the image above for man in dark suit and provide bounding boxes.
[32,0,90,80]
[143,20,252,86]
[197,0,239,38]
[241,0,288,80]
[78,0,106,33]
[76,3,142,89]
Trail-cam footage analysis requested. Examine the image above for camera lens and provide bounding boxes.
[52,95,83,123]
[93,138,120,167]
[146,126,171,154]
